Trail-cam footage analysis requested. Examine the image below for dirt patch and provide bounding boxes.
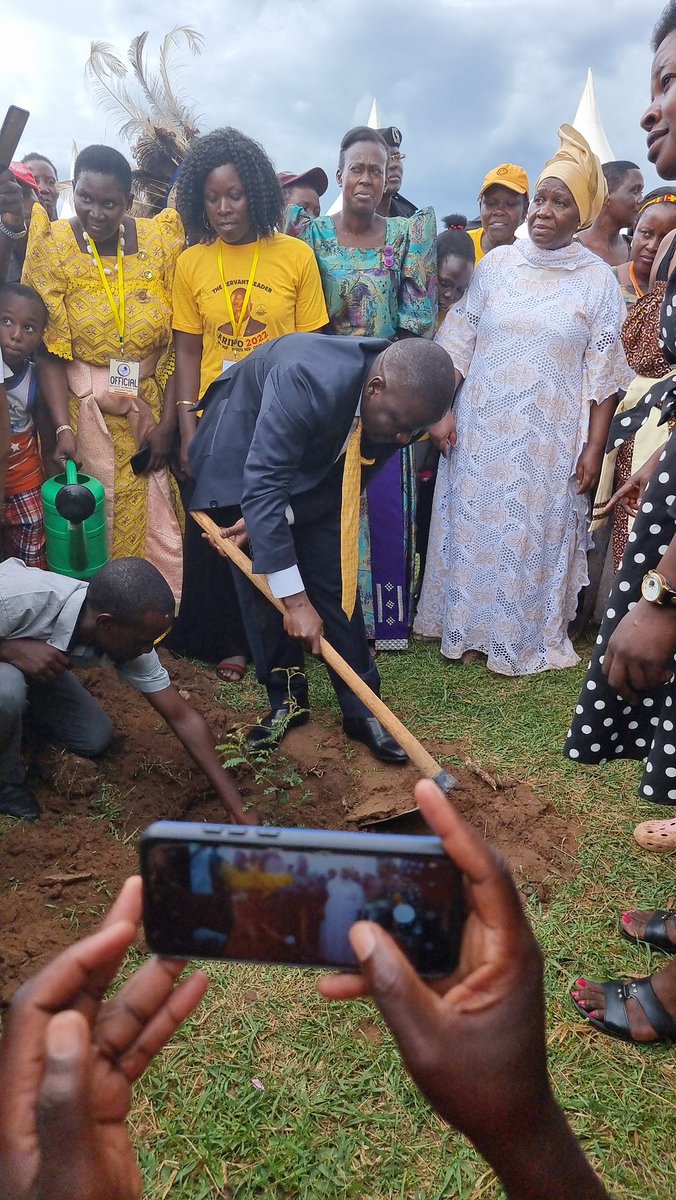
[0,656,576,1002]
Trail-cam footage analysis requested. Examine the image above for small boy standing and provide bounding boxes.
[0,282,48,567]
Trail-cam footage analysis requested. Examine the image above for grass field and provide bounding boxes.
[129,637,675,1199]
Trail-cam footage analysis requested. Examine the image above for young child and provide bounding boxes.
[0,282,48,567]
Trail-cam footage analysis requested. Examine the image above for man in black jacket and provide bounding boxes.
[188,333,455,761]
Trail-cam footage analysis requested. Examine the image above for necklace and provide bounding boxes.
[83,224,125,275]
[629,262,646,299]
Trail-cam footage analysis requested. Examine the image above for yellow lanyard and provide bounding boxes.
[87,235,125,350]
[217,237,260,349]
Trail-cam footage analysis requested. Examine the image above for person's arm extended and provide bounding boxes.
[576,393,618,494]
[0,877,209,1200]
[145,684,255,824]
[240,366,326,652]
[319,781,608,1200]
[173,330,203,478]
[35,352,77,470]
[0,170,25,286]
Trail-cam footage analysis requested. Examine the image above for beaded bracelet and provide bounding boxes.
[0,217,27,240]
[55,425,73,439]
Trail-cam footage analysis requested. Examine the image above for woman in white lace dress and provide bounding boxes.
[415,127,633,675]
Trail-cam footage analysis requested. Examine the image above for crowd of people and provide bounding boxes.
[2,0,676,1193]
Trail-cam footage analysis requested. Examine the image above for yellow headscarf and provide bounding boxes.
[535,124,607,230]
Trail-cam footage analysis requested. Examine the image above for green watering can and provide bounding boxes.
[41,460,108,580]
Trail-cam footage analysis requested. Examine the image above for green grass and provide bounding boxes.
[130,641,674,1195]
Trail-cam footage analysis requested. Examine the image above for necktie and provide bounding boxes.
[340,419,374,617]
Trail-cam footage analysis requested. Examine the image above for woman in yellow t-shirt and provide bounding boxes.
[166,128,328,678]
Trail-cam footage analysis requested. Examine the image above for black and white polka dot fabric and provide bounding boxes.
[565,432,676,802]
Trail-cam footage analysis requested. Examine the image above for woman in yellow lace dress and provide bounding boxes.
[22,144,184,595]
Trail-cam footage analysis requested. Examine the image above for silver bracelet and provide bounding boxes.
[55,425,73,439]
[0,217,27,240]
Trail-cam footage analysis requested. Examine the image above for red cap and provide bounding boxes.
[277,167,328,196]
[9,161,39,190]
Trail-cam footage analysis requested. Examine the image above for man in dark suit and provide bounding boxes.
[188,333,455,762]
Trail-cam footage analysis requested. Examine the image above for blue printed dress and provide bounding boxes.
[291,206,437,648]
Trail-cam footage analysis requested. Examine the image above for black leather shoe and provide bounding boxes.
[0,783,41,821]
[342,717,408,764]
[248,706,310,750]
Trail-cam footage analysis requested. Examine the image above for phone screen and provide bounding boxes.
[142,836,464,976]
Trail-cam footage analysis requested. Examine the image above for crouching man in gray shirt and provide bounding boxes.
[0,556,251,823]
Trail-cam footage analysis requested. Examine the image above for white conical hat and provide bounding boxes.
[572,69,615,165]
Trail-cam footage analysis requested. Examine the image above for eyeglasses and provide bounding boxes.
[388,152,406,163]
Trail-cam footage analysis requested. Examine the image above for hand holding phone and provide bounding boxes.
[0,107,29,172]
[319,781,556,1170]
[0,107,30,235]
[141,820,465,977]
[0,171,25,229]
[129,444,151,476]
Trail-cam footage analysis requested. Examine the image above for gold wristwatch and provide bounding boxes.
[641,570,676,607]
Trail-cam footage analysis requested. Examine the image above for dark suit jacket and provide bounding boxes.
[188,333,400,576]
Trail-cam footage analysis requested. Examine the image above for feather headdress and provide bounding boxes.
[85,26,204,213]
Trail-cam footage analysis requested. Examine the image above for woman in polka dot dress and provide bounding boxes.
[565,280,676,818]
[568,0,676,1049]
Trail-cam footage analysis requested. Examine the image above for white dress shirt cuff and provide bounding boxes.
[267,565,305,598]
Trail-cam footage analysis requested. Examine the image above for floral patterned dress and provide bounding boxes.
[291,206,437,648]
[414,238,632,675]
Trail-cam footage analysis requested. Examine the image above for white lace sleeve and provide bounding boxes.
[583,272,634,404]
[434,262,486,376]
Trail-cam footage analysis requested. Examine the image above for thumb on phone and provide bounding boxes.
[349,921,440,1053]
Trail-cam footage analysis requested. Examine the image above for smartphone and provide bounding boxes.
[141,822,465,977]
[129,444,151,475]
[0,107,30,171]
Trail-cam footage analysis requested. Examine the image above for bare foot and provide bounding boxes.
[572,960,676,1042]
[621,909,676,947]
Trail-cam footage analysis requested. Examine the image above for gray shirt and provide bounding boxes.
[0,558,170,694]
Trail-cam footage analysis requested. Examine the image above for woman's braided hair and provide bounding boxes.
[176,127,283,245]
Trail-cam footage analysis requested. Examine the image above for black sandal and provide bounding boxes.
[571,975,676,1044]
[620,910,676,955]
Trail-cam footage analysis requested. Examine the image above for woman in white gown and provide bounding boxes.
[415,126,633,675]
[318,869,365,963]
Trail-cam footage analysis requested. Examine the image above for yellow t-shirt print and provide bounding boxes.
[172,233,328,397]
[217,285,267,353]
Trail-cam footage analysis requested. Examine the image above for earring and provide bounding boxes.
[203,211,212,232]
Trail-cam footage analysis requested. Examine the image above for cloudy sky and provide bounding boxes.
[4,0,666,220]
